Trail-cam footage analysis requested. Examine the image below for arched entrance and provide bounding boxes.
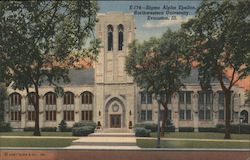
[240,110,248,123]
[104,97,125,128]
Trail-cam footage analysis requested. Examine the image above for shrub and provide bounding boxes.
[216,124,250,134]
[72,126,94,136]
[0,122,11,132]
[179,127,194,132]
[198,127,218,132]
[134,127,151,137]
[73,121,97,130]
[63,127,72,132]
[230,124,250,134]
[58,120,67,132]
[133,122,157,132]
[165,126,175,132]
[41,127,57,132]
[23,127,35,132]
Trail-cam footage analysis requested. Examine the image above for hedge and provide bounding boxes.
[23,127,35,132]
[41,127,57,132]
[134,127,151,137]
[179,127,194,132]
[72,126,94,136]
[0,122,11,132]
[73,121,97,130]
[133,123,157,132]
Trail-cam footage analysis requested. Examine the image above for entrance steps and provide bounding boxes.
[96,128,133,133]
[66,131,140,150]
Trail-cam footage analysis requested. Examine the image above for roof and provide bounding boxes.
[181,68,229,84]
[67,68,94,85]
[41,68,228,86]
[42,68,94,86]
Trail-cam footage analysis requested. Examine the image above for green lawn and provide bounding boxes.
[0,138,76,148]
[150,132,250,140]
[0,131,72,136]
[137,139,250,149]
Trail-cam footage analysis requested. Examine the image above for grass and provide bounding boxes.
[150,132,250,140]
[0,138,76,148]
[137,139,250,149]
[0,131,72,136]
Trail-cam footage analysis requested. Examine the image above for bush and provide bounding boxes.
[179,127,194,132]
[198,127,218,132]
[0,122,11,132]
[72,126,94,136]
[62,127,72,132]
[23,127,35,132]
[229,124,250,134]
[41,127,57,132]
[199,124,250,134]
[165,126,175,132]
[73,121,97,130]
[134,127,151,137]
[58,120,67,132]
[133,122,157,132]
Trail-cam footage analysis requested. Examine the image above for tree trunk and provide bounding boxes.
[224,90,231,139]
[33,85,41,136]
[161,104,168,137]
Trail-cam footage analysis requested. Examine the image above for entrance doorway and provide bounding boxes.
[110,115,121,128]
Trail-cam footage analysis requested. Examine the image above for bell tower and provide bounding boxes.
[94,12,135,84]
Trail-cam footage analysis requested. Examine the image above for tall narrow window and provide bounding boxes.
[63,92,75,121]
[27,92,37,121]
[107,25,113,51]
[9,93,22,121]
[179,91,192,120]
[118,24,124,51]
[44,92,57,121]
[198,91,213,120]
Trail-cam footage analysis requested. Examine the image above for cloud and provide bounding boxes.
[142,16,193,28]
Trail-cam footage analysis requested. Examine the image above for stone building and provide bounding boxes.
[4,12,249,131]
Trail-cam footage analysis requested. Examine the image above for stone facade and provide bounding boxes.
[4,12,250,131]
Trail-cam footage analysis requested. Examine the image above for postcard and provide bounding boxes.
[0,0,249,160]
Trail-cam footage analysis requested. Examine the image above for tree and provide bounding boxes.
[182,0,250,139]
[0,1,99,136]
[0,83,7,122]
[125,29,191,136]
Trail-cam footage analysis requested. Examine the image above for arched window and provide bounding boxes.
[107,25,113,51]
[81,91,93,121]
[44,92,57,121]
[27,92,37,105]
[81,91,93,104]
[63,92,75,121]
[63,92,74,105]
[27,92,37,121]
[9,92,21,121]
[9,92,21,106]
[45,92,56,105]
[118,24,124,51]
[240,110,248,123]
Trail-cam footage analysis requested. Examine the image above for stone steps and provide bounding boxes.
[89,132,135,137]
[67,132,140,149]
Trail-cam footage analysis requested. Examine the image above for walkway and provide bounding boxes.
[65,132,141,150]
[1,135,249,143]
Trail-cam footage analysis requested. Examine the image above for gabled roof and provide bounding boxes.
[42,68,94,86]
[181,68,229,84]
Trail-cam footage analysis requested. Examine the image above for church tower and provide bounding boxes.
[94,12,137,129]
[94,12,135,83]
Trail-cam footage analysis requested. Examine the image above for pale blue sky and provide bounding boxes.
[98,0,202,42]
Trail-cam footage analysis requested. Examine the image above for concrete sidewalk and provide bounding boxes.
[1,135,249,143]
[65,132,141,150]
